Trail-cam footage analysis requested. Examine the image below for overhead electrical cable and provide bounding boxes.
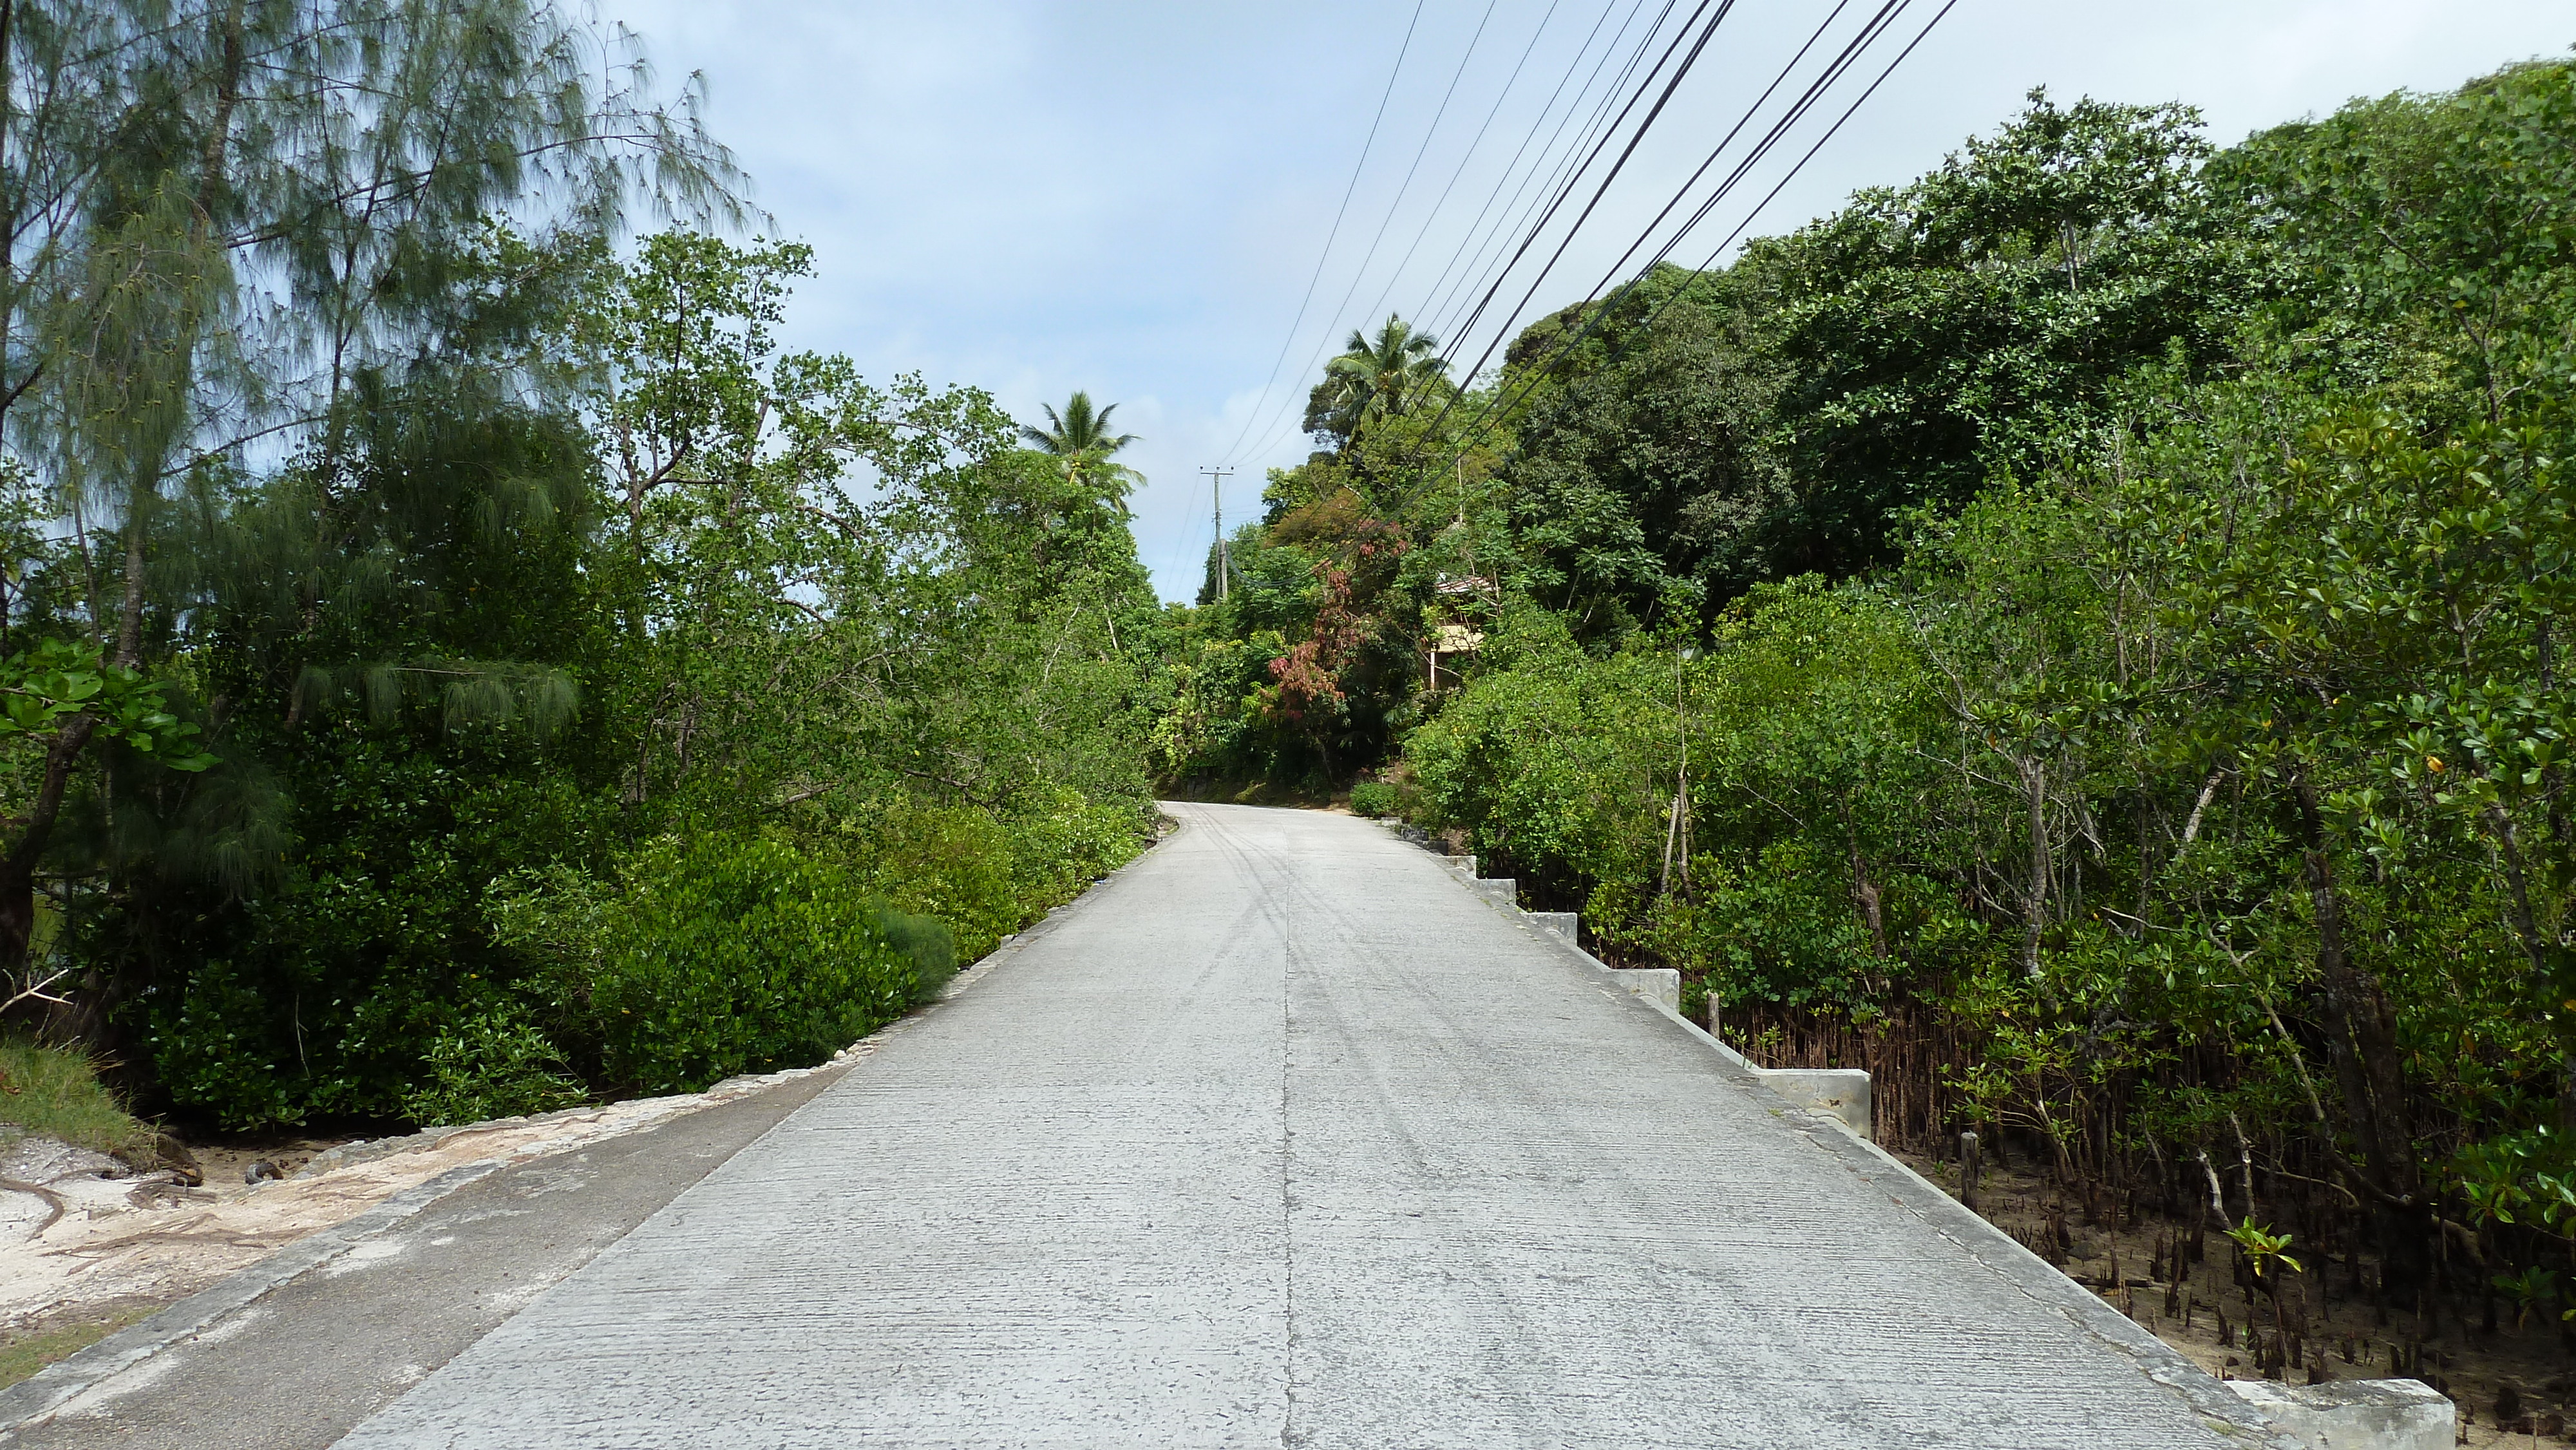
[1222,0,1506,467]
[1435,0,1732,380]
[1209,0,1427,470]
[1339,0,1569,375]
[1642,0,1914,274]
[1531,0,1868,319]
[1415,0,1666,343]
[1432,0,1708,357]
[1262,0,1717,469]
[1399,0,1964,509]
[1406,0,1638,343]
[1410,0,1920,467]
[1637,0,1964,345]
[1237,0,1678,468]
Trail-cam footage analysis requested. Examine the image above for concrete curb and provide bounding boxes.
[1406,828,2306,1450]
[0,829,1175,1436]
[292,1068,838,1182]
[1788,1097,2306,1449]
[0,1157,509,1431]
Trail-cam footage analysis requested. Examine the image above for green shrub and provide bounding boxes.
[492,833,955,1096]
[1002,786,1149,912]
[834,798,1025,959]
[875,905,960,999]
[398,1006,588,1126]
[0,1041,151,1158]
[1348,780,1400,818]
[144,959,305,1129]
[139,749,629,1131]
[829,788,1146,961]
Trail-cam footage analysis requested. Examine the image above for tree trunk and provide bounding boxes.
[0,713,98,967]
[2542,619,2568,851]
[2293,775,2428,1296]
[1845,805,1888,959]
[2022,758,2048,980]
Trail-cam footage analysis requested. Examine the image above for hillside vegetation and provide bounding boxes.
[0,3,1161,1131]
[1157,62,2576,1330]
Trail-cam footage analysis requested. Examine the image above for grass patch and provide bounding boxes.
[0,1040,151,1159]
[0,1304,158,1391]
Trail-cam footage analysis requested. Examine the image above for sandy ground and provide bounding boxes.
[0,1046,871,1340]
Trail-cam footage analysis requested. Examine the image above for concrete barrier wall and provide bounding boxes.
[1610,967,1680,1014]
[2225,1378,2452,1450]
[1748,1068,1871,1140]
[1422,838,1878,1142]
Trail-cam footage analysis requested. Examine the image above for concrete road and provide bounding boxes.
[317,803,2280,1447]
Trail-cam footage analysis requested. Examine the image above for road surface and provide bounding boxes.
[330,803,2273,1447]
[10,803,2287,1447]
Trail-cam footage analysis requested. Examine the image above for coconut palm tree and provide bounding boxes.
[1021,391,1143,516]
[1306,315,1450,444]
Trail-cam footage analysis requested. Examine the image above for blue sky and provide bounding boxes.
[601,0,2575,601]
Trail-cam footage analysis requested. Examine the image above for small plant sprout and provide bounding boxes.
[2493,1266,2560,1331]
[2225,1217,2303,1342]
[2225,1217,2302,1279]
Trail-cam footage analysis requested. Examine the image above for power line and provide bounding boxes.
[1211,0,1428,471]
[1398,0,1964,511]
[1436,0,1730,380]
[1418,0,1667,344]
[1419,0,1883,403]
[1341,0,1569,350]
[1642,0,1913,279]
[1238,0,1690,469]
[1231,0,1669,471]
[1223,0,1506,469]
[1413,0,1922,473]
[1158,484,1213,601]
[1535,0,1871,325]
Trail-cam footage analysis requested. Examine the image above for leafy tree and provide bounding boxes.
[1754,89,2255,575]
[2213,59,2576,422]
[1498,265,1790,636]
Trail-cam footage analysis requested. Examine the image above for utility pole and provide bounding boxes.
[1199,466,1235,603]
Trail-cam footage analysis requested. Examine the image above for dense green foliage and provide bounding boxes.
[1159,57,2576,1315]
[489,836,957,1097]
[0,3,1160,1132]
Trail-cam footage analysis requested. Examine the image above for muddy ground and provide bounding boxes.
[1894,1144,2567,1446]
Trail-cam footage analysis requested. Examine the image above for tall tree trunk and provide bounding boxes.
[2022,758,2048,980]
[1845,805,1888,959]
[2294,775,2428,1296]
[2542,620,2569,851]
[0,713,98,966]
